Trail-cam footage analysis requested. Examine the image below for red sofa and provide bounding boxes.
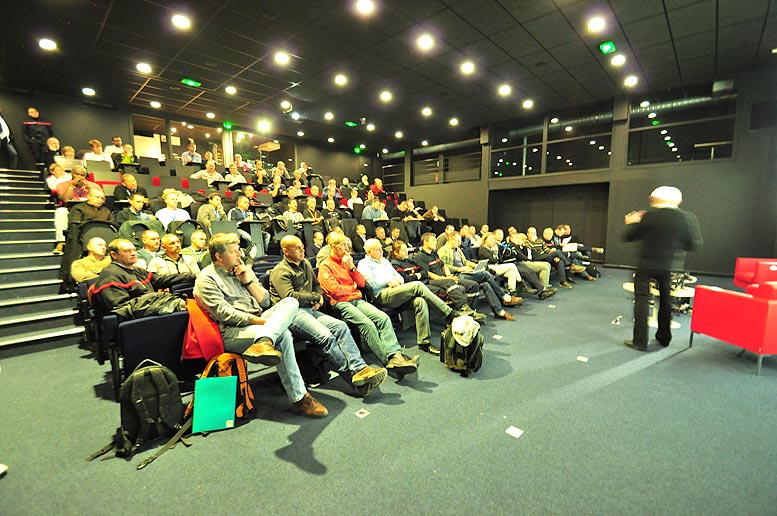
[690,282,777,374]
[733,257,777,289]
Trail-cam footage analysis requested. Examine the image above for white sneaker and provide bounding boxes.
[0,463,8,475]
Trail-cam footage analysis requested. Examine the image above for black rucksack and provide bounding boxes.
[439,317,484,377]
[88,360,189,467]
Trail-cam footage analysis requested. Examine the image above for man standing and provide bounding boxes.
[181,141,202,165]
[358,238,456,355]
[22,107,53,163]
[194,233,328,417]
[103,136,123,156]
[0,108,18,169]
[623,186,702,351]
[270,235,387,397]
[318,233,419,375]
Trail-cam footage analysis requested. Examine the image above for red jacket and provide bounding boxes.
[317,255,365,304]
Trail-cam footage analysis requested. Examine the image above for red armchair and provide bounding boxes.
[690,282,777,374]
[733,257,777,289]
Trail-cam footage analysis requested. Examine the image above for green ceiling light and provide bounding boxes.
[666,141,673,147]
[599,41,616,55]
[222,120,233,130]
[344,120,358,127]
[180,77,202,87]
[353,146,362,154]
[651,120,661,126]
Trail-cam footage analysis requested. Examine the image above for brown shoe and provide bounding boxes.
[559,282,573,289]
[242,337,282,366]
[353,366,387,397]
[570,264,586,273]
[386,352,419,375]
[292,392,328,418]
[52,242,65,255]
[584,276,597,281]
[502,295,522,307]
[497,311,516,321]
[352,365,387,387]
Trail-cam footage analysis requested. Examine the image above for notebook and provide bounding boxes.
[192,375,237,434]
[473,259,490,272]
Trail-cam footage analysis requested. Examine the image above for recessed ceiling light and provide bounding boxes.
[181,121,187,126]
[297,131,305,137]
[648,112,657,119]
[225,85,237,95]
[598,145,605,151]
[205,112,215,119]
[379,90,393,102]
[556,155,562,160]
[382,148,389,153]
[589,140,596,145]
[394,131,404,139]
[624,75,638,87]
[664,136,671,141]
[171,14,191,30]
[355,0,376,16]
[498,84,512,96]
[417,33,434,51]
[82,87,96,96]
[587,17,606,33]
[274,51,290,65]
[257,120,271,133]
[501,138,508,143]
[640,100,650,108]
[564,126,573,132]
[170,127,177,133]
[610,54,626,67]
[660,129,667,135]
[460,60,475,75]
[38,38,57,51]
[205,133,210,138]
[290,112,301,121]
[217,128,222,133]
[324,112,334,121]
[359,143,366,149]
[136,62,152,74]
[150,101,161,108]
[187,124,194,129]
[334,74,348,86]
[421,106,432,117]
[237,132,245,139]
[522,99,534,109]
[672,147,678,151]
[772,47,777,54]
[366,123,375,131]
[550,117,559,124]
[280,100,292,111]
[449,117,459,126]
[421,140,429,146]
[328,137,335,143]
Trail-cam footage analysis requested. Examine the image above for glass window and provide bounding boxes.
[444,151,481,182]
[491,145,542,178]
[547,117,612,141]
[630,95,736,129]
[412,157,440,186]
[546,135,612,173]
[628,119,733,165]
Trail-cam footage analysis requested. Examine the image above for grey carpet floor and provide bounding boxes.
[1,268,775,516]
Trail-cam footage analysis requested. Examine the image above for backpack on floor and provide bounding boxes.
[586,264,601,278]
[440,315,484,377]
[87,360,190,466]
[199,353,255,419]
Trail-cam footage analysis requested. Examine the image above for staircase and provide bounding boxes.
[0,168,82,349]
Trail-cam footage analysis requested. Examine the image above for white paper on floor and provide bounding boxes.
[354,409,370,419]
[576,355,589,363]
[505,426,524,439]
[493,335,503,340]
[547,304,556,309]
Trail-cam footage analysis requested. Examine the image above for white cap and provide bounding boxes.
[650,186,682,205]
[451,315,480,347]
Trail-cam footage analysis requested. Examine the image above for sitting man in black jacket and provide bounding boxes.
[91,238,196,318]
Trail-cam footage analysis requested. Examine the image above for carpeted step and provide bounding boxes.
[0,307,80,335]
[0,239,59,253]
[0,264,61,283]
[0,324,84,349]
[0,209,54,220]
[0,252,62,269]
[0,292,77,320]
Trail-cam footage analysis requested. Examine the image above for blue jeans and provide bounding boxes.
[289,308,368,385]
[333,299,402,364]
[220,297,307,403]
[460,270,506,315]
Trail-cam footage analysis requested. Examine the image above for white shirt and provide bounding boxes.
[104,144,123,155]
[83,151,115,168]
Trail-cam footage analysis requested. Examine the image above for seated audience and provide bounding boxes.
[286,180,304,199]
[362,198,388,221]
[46,162,71,193]
[224,164,248,186]
[269,235,387,397]
[113,144,139,169]
[196,192,227,231]
[233,154,250,172]
[268,174,286,200]
[347,188,363,210]
[322,198,341,223]
[70,237,110,283]
[56,165,99,202]
[283,198,305,224]
[423,205,445,222]
[193,233,328,417]
[516,229,572,288]
[103,136,124,156]
[155,190,191,230]
[61,145,76,160]
[91,238,195,317]
[228,195,270,253]
[351,224,368,253]
[317,233,419,375]
[303,196,324,232]
[323,179,341,199]
[190,160,224,185]
[112,174,148,203]
[114,193,156,225]
[82,139,115,169]
[272,160,290,182]
[479,232,522,293]
[180,141,202,165]
[358,239,456,355]
[41,137,61,174]
[369,177,384,197]
[181,229,210,267]
[147,234,200,275]
[135,229,162,268]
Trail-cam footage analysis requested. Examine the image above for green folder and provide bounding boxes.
[192,376,237,434]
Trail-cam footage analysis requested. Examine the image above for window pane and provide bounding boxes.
[548,117,612,141]
[546,136,611,173]
[627,119,734,165]
[444,151,481,182]
[630,96,736,128]
[492,127,543,149]
[412,157,439,185]
[491,145,542,177]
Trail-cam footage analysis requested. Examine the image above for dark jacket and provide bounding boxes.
[22,116,53,143]
[268,257,322,307]
[92,262,195,316]
[113,185,148,202]
[623,207,703,271]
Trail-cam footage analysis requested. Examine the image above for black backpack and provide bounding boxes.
[88,360,190,467]
[439,320,484,377]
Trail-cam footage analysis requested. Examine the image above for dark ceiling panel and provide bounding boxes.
[460,38,514,67]
[549,40,599,69]
[449,1,515,34]
[717,20,763,55]
[498,0,559,23]
[667,0,716,37]
[525,11,580,49]
[635,42,678,68]
[622,14,673,49]
[426,9,484,48]
[517,50,565,74]
[488,26,544,59]
[609,0,665,25]
[674,32,716,62]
